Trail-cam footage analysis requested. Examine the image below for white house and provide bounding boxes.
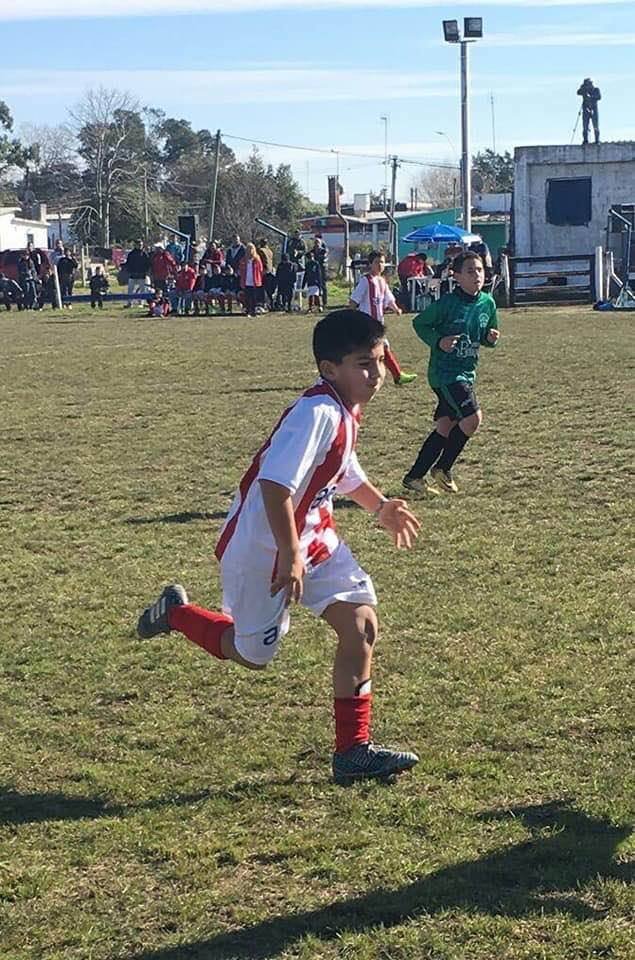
[0,206,49,250]
[513,142,635,257]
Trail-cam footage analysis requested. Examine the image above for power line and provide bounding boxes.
[222,132,459,170]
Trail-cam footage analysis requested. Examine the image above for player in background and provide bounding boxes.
[137,309,421,785]
[349,251,417,386]
[403,251,500,495]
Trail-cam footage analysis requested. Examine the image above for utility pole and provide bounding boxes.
[208,129,221,240]
[490,91,496,153]
[380,115,388,208]
[390,154,399,262]
[143,166,149,242]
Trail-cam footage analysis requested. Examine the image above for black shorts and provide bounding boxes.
[432,382,480,421]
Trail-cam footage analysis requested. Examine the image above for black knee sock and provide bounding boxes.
[436,425,470,473]
[407,430,446,479]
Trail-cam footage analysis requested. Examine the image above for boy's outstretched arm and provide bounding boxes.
[347,480,421,549]
[259,480,304,604]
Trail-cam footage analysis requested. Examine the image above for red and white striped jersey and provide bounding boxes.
[215,379,367,571]
[350,274,397,324]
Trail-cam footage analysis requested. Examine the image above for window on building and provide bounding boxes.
[27,232,35,244]
[546,177,592,226]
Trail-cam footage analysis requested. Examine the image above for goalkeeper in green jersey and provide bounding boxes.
[403,251,500,494]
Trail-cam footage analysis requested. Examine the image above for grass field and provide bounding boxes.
[0,299,633,960]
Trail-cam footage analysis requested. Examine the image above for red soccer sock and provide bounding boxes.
[334,694,373,753]
[384,345,402,382]
[168,604,233,660]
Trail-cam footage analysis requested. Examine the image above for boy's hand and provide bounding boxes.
[439,334,460,352]
[377,499,421,549]
[487,328,500,344]
[270,549,304,605]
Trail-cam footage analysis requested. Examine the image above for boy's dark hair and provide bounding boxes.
[368,249,385,264]
[453,250,483,273]
[313,309,384,364]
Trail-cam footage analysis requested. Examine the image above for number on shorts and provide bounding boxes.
[263,626,278,646]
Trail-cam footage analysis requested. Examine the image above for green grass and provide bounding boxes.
[0,300,633,960]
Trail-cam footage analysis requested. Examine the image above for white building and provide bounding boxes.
[513,142,635,257]
[0,206,49,250]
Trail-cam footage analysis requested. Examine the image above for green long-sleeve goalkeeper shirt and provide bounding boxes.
[412,287,499,388]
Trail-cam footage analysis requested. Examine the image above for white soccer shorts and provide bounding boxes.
[219,541,377,666]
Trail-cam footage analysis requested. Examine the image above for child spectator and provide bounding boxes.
[175,261,197,315]
[89,266,109,309]
[303,250,323,313]
[147,295,171,318]
[193,264,209,315]
[275,253,296,312]
[349,250,417,386]
[403,251,500,496]
[137,308,421,785]
[218,265,238,314]
[40,265,58,308]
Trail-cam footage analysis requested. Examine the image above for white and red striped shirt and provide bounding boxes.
[350,273,397,325]
[215,380,367,571]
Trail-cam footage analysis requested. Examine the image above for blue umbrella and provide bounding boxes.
[403,222,481,245]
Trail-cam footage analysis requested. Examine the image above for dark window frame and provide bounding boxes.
[546,176,592,227]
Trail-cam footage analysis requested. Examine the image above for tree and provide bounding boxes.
[70,88,148,245]
[18,123,81,209]
[411,163,460,210]
[0,100,37,182]
[471,150,513,193]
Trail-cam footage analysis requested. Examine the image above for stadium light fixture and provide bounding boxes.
[463,17,483,39]
[442,16,484,232]
[443,20,460,43]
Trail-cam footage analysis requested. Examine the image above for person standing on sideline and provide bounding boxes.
[275,253,296,312]
[312,235,329,307]
[238,243,264,317]
[50,239,65,269]
[403,251,499,496]
[124,240,151,307]
[136,308,421,785]
[287,229,306,271]
[256,237,276,310]
[349,250,417,386]
[57,247,78,307]
[151,244,177,296]
[166,233,184,265]
[225,234,246,274]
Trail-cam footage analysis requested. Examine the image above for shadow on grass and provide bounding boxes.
[125,500,361,526]
[125,510,226,525]
[0,776,303,827]
[124,802,631,960]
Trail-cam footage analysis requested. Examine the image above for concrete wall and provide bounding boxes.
[0,213,49,250]
[513,142,635,257]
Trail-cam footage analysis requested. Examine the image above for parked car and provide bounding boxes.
[0,248,51,281]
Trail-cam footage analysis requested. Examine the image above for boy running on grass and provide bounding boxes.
[137,309,421,785]
[349,251,417,387]
[403,251,500,495]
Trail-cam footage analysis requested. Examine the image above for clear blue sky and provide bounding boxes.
[1,1,632,202]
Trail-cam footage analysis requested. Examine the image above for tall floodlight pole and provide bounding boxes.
[380,115,388,208]
[460,40,471,232]
[443,17,483,234]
